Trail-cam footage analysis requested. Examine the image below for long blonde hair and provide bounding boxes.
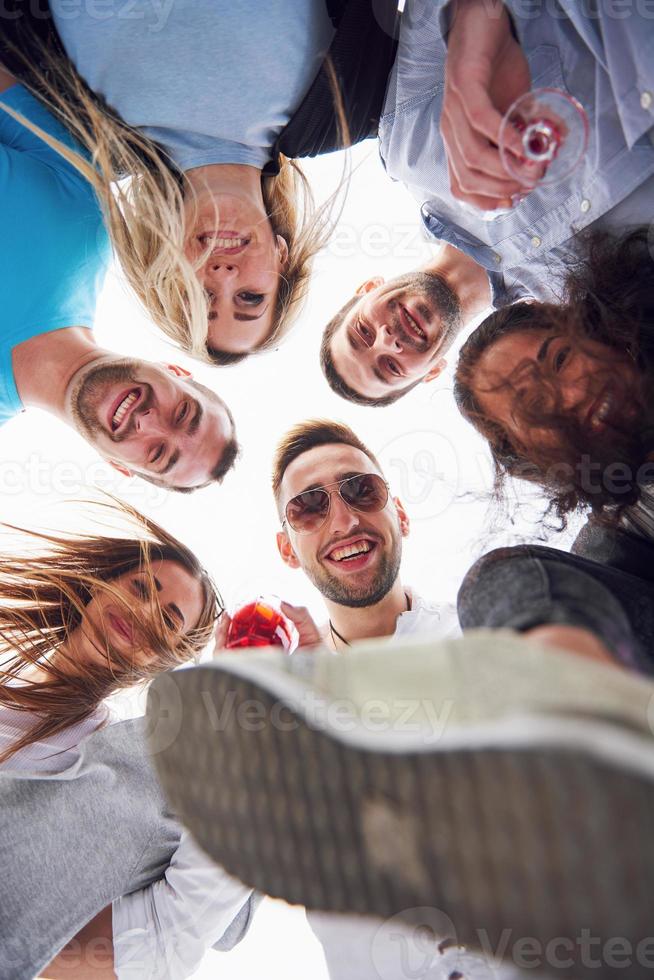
[1,40,343,364]
[0,498,220,763]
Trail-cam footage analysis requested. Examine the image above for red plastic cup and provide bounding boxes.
[225,597,295,652]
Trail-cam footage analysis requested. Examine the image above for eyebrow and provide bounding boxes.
[159,449,181,477]
[537,335,557,363]
[188,400,203,436]
[296,470,365,495]
[152,576,185,628]
[211,303,271,324]
[234,305,269,322]
[372,364,393,386]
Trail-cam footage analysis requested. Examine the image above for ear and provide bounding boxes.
[355,277,384,296]
[107,459,133,479]
[422,357,447,384]
[276,529,301,569]
[275,235,290,268]
[392,496,410,538]
[165,364,192,378]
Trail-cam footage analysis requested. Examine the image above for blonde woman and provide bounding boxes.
[1,0,368,366]
[0,499,220,769]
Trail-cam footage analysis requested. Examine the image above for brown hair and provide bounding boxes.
[319,295,422,406]
[272,418,382,507]
[0,499,221,763]
[454,229,654,524]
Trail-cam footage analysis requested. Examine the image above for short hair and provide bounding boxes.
[319,295,422,407]
[272,419,383,507]
[138,381,240,494]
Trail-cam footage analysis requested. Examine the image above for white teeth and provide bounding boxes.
[199,235,248,249]
[112,391,137,430]
[591,396,612,428]
[330,540,372,562]
[405,310,426,339]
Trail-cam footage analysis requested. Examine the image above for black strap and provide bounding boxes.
[264,0,400,174]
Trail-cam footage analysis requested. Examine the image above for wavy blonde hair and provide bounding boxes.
[1,41,345,365]
[0,498,220,763]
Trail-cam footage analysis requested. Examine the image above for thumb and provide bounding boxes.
[280,601,323,648]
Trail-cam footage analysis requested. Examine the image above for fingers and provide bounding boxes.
[441,96,536,208]
[212,611,232,656]
[280,601,323,648]
[447,165,514,213]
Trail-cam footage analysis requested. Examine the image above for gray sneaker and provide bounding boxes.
[147,631,654,978]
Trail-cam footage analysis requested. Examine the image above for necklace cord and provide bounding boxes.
[328,592,411,649]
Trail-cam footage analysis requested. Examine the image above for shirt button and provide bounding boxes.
[641,91,653,110]
[580,198,591,213]
[531,235,541,247]
[493,252,501,264]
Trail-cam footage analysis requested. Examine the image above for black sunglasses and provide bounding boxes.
[283,473,389,534]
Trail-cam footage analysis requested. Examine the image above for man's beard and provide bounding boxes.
[70,359,142,441]
[389,271,463,353]
[303,533,403,608]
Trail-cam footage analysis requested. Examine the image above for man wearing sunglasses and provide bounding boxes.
[271,418,459,649]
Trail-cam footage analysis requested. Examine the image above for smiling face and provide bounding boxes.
[327,272,461,400]
[184,190,288,354]
[82,558,206,669]
[67,358,235,489]
[276,444,409,607]
[470,329,641,452]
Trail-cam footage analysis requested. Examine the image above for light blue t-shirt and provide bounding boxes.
[0,85,110,425]
[51,0,335,173]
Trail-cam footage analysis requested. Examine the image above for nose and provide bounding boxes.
[206,261,238,280]
[135,409,168,437]
[327,491,361,536]
[376,322,403,353]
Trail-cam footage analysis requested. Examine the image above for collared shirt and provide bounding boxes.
[395,587,461,640]
[379,0,654,306]
[320,587,461,644]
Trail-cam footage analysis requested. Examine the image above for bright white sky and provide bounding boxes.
[3,142,580,978]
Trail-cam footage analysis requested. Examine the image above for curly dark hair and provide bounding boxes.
[454,228,654,525]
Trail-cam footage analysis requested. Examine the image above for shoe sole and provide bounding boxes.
[150,664,654,978]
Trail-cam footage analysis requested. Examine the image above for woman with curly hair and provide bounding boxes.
[454,228,654,535]
[0,498,220,768]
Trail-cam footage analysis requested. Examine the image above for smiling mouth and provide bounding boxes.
[197,231,251,255]
[109,388,141,433]
[326,539,377,564]
[588,393,613,431]
[399,305,428,343]
[108,612,133,644]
